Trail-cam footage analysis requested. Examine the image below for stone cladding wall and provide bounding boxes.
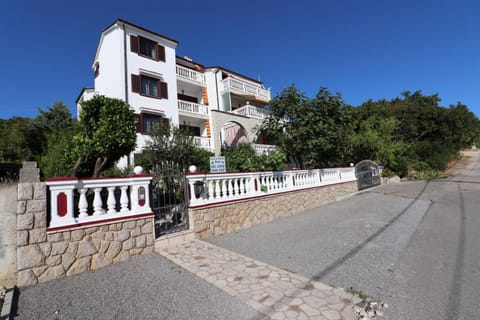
[16,182,154,287]
[0,183,17,287]
[192,181,357,239]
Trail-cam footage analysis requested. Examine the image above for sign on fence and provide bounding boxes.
[210,156,226,173]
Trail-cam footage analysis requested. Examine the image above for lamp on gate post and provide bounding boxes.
[134,166,143,174]
[188,165,204,198]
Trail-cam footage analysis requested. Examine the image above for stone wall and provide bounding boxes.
[0,183,18,287]
[192,181,357,239]
[16,182,155,287]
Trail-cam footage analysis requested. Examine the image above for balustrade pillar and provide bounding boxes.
[207,180,215,199]
[215,179,220,200]
[120,186,129,212]
[107,187,116,214]
[78,188,88,218]
[234,178,240,197]
[93,188,103,215]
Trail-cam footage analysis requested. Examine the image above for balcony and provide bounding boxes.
[221,77,270,102]
[232,104,271,120]
[176,65,206,85]
[178,100,209,117]
[253,144,278,155]
[193,136,211,149]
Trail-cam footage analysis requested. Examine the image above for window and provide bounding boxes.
[130,35,166,62]
[131,74,168,99]
[142,114,160,133]
[140,38,156,59]
[177,93,198,103]
[180,125,201,136]
[141,76,159,97]
[138,113,169,134]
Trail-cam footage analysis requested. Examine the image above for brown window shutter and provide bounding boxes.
[131,74,140,93]
[130,35,139,53]
[160,81,168,99]
[156,44,165,62]
[134,114,141,133]
[162,117,170,128]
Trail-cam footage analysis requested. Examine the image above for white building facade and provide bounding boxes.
[77,19,276,167]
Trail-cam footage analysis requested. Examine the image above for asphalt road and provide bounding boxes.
[13,253,263,320]
[209,151,480,319]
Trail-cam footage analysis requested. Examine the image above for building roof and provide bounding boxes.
[104,19,179,45]
[92,19,179,69]
[207,66,263,85]
[176,56,205,70]
[92,19,266,87]
[75,87,94,104]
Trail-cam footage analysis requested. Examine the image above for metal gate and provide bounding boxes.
[355,160,381,190]
[150,165,189,238]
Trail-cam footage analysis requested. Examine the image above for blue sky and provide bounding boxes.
[1,0,479,119]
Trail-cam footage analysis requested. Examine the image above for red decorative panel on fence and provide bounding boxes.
[57,192,67,217]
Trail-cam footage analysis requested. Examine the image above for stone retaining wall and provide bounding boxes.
[0,183,17,287]
[192,181,357,238]
[16,182,154,287]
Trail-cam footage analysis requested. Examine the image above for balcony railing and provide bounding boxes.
[178,100,209,116]
[221,78,270,102]
[253,144,278,155]
[193,136,211,149]
[46,175,153,230]
[176,65,206,85]
[186,167,357,208]
[232,105,271,120]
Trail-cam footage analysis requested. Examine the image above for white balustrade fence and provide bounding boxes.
[46,168,356,227]
[176,65,206,84]
[253,144,278,155]
[178,100,209,116]
[193,136,211,148]
[221,78,271,101]
[46,175,153,230]
[187,167,356,207]
[233,105,271,120]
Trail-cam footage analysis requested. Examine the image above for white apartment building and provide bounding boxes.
[77,19,276,167]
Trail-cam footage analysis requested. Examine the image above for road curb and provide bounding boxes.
[0,286,15,320]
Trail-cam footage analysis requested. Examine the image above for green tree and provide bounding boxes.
[138,125,213,172]
[221,143,288,172]
[352,116,405,169]
[259,85,355,168]
[258,85,309,168]
[25,101,74,160]
[357,91,480,175]
[258,150,288,171]
[39,125,80,178]
[72,95,137,177]
[222,143,261,172]
[446,102,480,148]
[0,117,32,162]
[309,88,355,167]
